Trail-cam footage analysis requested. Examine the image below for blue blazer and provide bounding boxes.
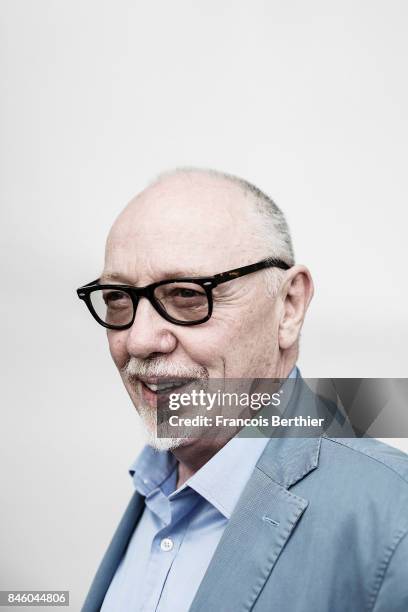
[82,386,408,611]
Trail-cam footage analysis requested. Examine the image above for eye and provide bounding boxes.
[174,288,204,298]
[106,291,121,301]
[103,290,131,307]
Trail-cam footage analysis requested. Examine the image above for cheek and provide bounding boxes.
[178,318,262,374]
[212,306,279,375]
[107,330,129,369]
[177,324,231,372]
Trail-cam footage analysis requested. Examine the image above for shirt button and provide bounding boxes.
[160,538,174,552]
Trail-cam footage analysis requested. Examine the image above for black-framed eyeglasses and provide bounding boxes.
[76,257,291,329]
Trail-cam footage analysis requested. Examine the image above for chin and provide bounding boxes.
[144,433,187,452]
[136,405,195,452]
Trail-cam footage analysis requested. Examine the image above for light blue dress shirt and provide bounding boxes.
[101,369,298,612]
[101,435,270,612]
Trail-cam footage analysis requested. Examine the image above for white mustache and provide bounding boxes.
[122,356,208,380]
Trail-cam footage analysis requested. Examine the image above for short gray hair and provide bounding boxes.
[151,167,295,294]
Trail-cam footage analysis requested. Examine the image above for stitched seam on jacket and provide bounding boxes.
[255,436,321,491]
[368,528,408,612]
[255,465,308,505]
[245,501,307,611]
[322,436,408,485]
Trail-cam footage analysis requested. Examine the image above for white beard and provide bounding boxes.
[122,355,209,452]
[136,402,187,451]
[143,431,185,452]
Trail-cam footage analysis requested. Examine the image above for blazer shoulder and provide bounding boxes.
[322,436,408,485]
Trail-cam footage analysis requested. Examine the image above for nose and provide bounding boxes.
[125,296,177,359]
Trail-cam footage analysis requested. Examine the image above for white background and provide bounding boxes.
[1,1,407,609]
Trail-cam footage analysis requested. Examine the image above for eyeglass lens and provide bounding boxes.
[90,282,210,327]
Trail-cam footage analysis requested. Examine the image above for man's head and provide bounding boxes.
[100,168,314,449]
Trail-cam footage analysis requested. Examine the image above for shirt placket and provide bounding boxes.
[139,487,199,612]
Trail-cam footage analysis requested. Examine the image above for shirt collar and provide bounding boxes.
[129,446,177,498]
[181,435,270,518]
[129,366,298,516]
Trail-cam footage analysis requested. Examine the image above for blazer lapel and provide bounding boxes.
[189,435,322,612]
[81,491,145,612]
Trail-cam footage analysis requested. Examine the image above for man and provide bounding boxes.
[78,169,408,611]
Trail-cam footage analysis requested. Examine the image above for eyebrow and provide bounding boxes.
[99,272,132,283]
[99,268,206,284]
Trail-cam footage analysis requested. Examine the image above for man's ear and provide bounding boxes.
[278,265,314,350]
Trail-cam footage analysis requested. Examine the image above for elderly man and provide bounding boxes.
[78,169,408,612]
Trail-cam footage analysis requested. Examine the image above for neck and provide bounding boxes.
[276,352,297,379]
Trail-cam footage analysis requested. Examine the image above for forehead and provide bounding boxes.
[104,175,263,283]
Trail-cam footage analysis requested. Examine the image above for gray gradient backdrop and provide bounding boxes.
[1,2,407,610]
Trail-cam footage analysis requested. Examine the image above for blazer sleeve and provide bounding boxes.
[372,530,408,612]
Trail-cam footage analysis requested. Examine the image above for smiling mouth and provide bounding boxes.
[140,379,195,394]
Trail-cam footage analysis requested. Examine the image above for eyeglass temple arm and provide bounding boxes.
[212,258,290,284]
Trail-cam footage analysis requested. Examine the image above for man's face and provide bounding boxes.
[101,174,288,448]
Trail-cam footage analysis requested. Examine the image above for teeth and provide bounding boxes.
[144,383,159,392]
[143,381,189,392]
